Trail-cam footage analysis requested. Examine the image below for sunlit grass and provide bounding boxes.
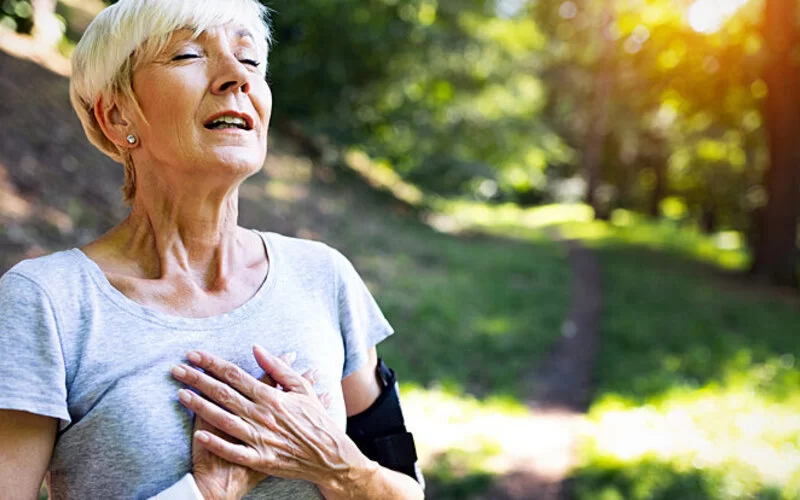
[564,218,800,499]
[428,199,594,238]
[400,382,581,498]
[423,199,750,271]
[400,383,525,470]
[556,208,750,271]
[577,381,800,496]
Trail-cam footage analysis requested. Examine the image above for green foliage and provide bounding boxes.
[424,447,496,499]
[260,0,562,199]
[532,0,768,233]
[1,0,34,33]
[570,457,789,500]
[48,0,785,235]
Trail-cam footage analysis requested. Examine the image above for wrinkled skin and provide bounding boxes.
[184,352,333,499]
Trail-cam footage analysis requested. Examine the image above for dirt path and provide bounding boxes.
[483,235,602,500]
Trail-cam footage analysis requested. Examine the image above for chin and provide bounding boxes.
[209,149,266,175]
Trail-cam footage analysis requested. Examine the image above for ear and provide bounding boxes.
[93,95,135,148]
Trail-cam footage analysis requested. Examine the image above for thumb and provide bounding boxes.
[253,344,310,394]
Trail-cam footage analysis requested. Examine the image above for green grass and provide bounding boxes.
[556,208,750,271]
[345,226,571,399]
[557,217,800,499]
[569,457,789,500]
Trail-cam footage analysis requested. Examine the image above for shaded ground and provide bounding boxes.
[0,44,128,272]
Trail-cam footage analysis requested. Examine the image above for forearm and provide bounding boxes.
[319,460,424,500]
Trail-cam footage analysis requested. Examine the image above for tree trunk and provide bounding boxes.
[701,204,717,234]
[750,0,800,287]
[648,160,666,218]
[31,0,61,49]
[583,6,614,220]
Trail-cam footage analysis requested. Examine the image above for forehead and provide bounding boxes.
[168,25,257,45]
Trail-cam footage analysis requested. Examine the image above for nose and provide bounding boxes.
[210,53,251,95]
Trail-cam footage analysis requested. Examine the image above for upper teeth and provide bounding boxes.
[210,116,247,127]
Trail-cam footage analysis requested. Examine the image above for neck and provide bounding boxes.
[115,169,246,288]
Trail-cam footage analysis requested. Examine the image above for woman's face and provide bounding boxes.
[129,24,271,184]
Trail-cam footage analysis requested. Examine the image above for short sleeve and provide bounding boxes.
[331,248,395,379]
[0,271,70,427]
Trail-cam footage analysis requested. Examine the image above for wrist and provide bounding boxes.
[320,454,380,500]
[193,472,254,500]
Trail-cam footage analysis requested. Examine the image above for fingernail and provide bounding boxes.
[308,368,319,382]
[171,365,187,378]
[178,389,192,403]
[195,431,209,443]
[284,352,297,365]
[187,351,201,363]
[253,344,267,355]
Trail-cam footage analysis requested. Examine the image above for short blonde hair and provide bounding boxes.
[70,0,271,204]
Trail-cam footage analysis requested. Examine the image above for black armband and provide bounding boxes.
[346,359,423,486]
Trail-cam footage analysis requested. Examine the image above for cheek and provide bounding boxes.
[136,72,202,131]
[253,82,273,124]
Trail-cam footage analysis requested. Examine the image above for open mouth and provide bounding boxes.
[203,113,253,131]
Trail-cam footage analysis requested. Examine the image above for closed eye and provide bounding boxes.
[240,59,261,68]
[173,54,200,61]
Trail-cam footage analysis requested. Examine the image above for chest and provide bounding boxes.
[50,305,345,498]
[107,268,269,318]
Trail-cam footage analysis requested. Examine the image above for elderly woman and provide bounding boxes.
[0,0,423,498]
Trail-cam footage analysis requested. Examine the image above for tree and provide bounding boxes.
[583,5,615,220]
[32,0,61,48]
[750,0,800,287]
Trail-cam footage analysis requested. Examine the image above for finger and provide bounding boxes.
[270,352,298,391]
[253,344,312,395]
[194,429,265,470]
[280,352,297,366]
[172,364,253,415]
[319,392,332,409]
[301,368,319,386]
[178,389,252,443]
[185,351,263,401]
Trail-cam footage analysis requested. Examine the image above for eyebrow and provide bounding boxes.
[235,29,255,41]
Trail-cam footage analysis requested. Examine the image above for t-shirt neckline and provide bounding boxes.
[68,230,277,330]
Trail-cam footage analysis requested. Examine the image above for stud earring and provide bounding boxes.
[126,134,137,145]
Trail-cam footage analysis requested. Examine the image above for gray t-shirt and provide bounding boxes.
[0,231,394,499]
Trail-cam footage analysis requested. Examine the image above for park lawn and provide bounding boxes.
[558,218,800,499]
[426,201,800,498]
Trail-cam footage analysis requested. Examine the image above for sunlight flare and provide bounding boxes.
[688,0,751,33]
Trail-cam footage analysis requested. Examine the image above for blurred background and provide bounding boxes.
[1,0,799,498]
